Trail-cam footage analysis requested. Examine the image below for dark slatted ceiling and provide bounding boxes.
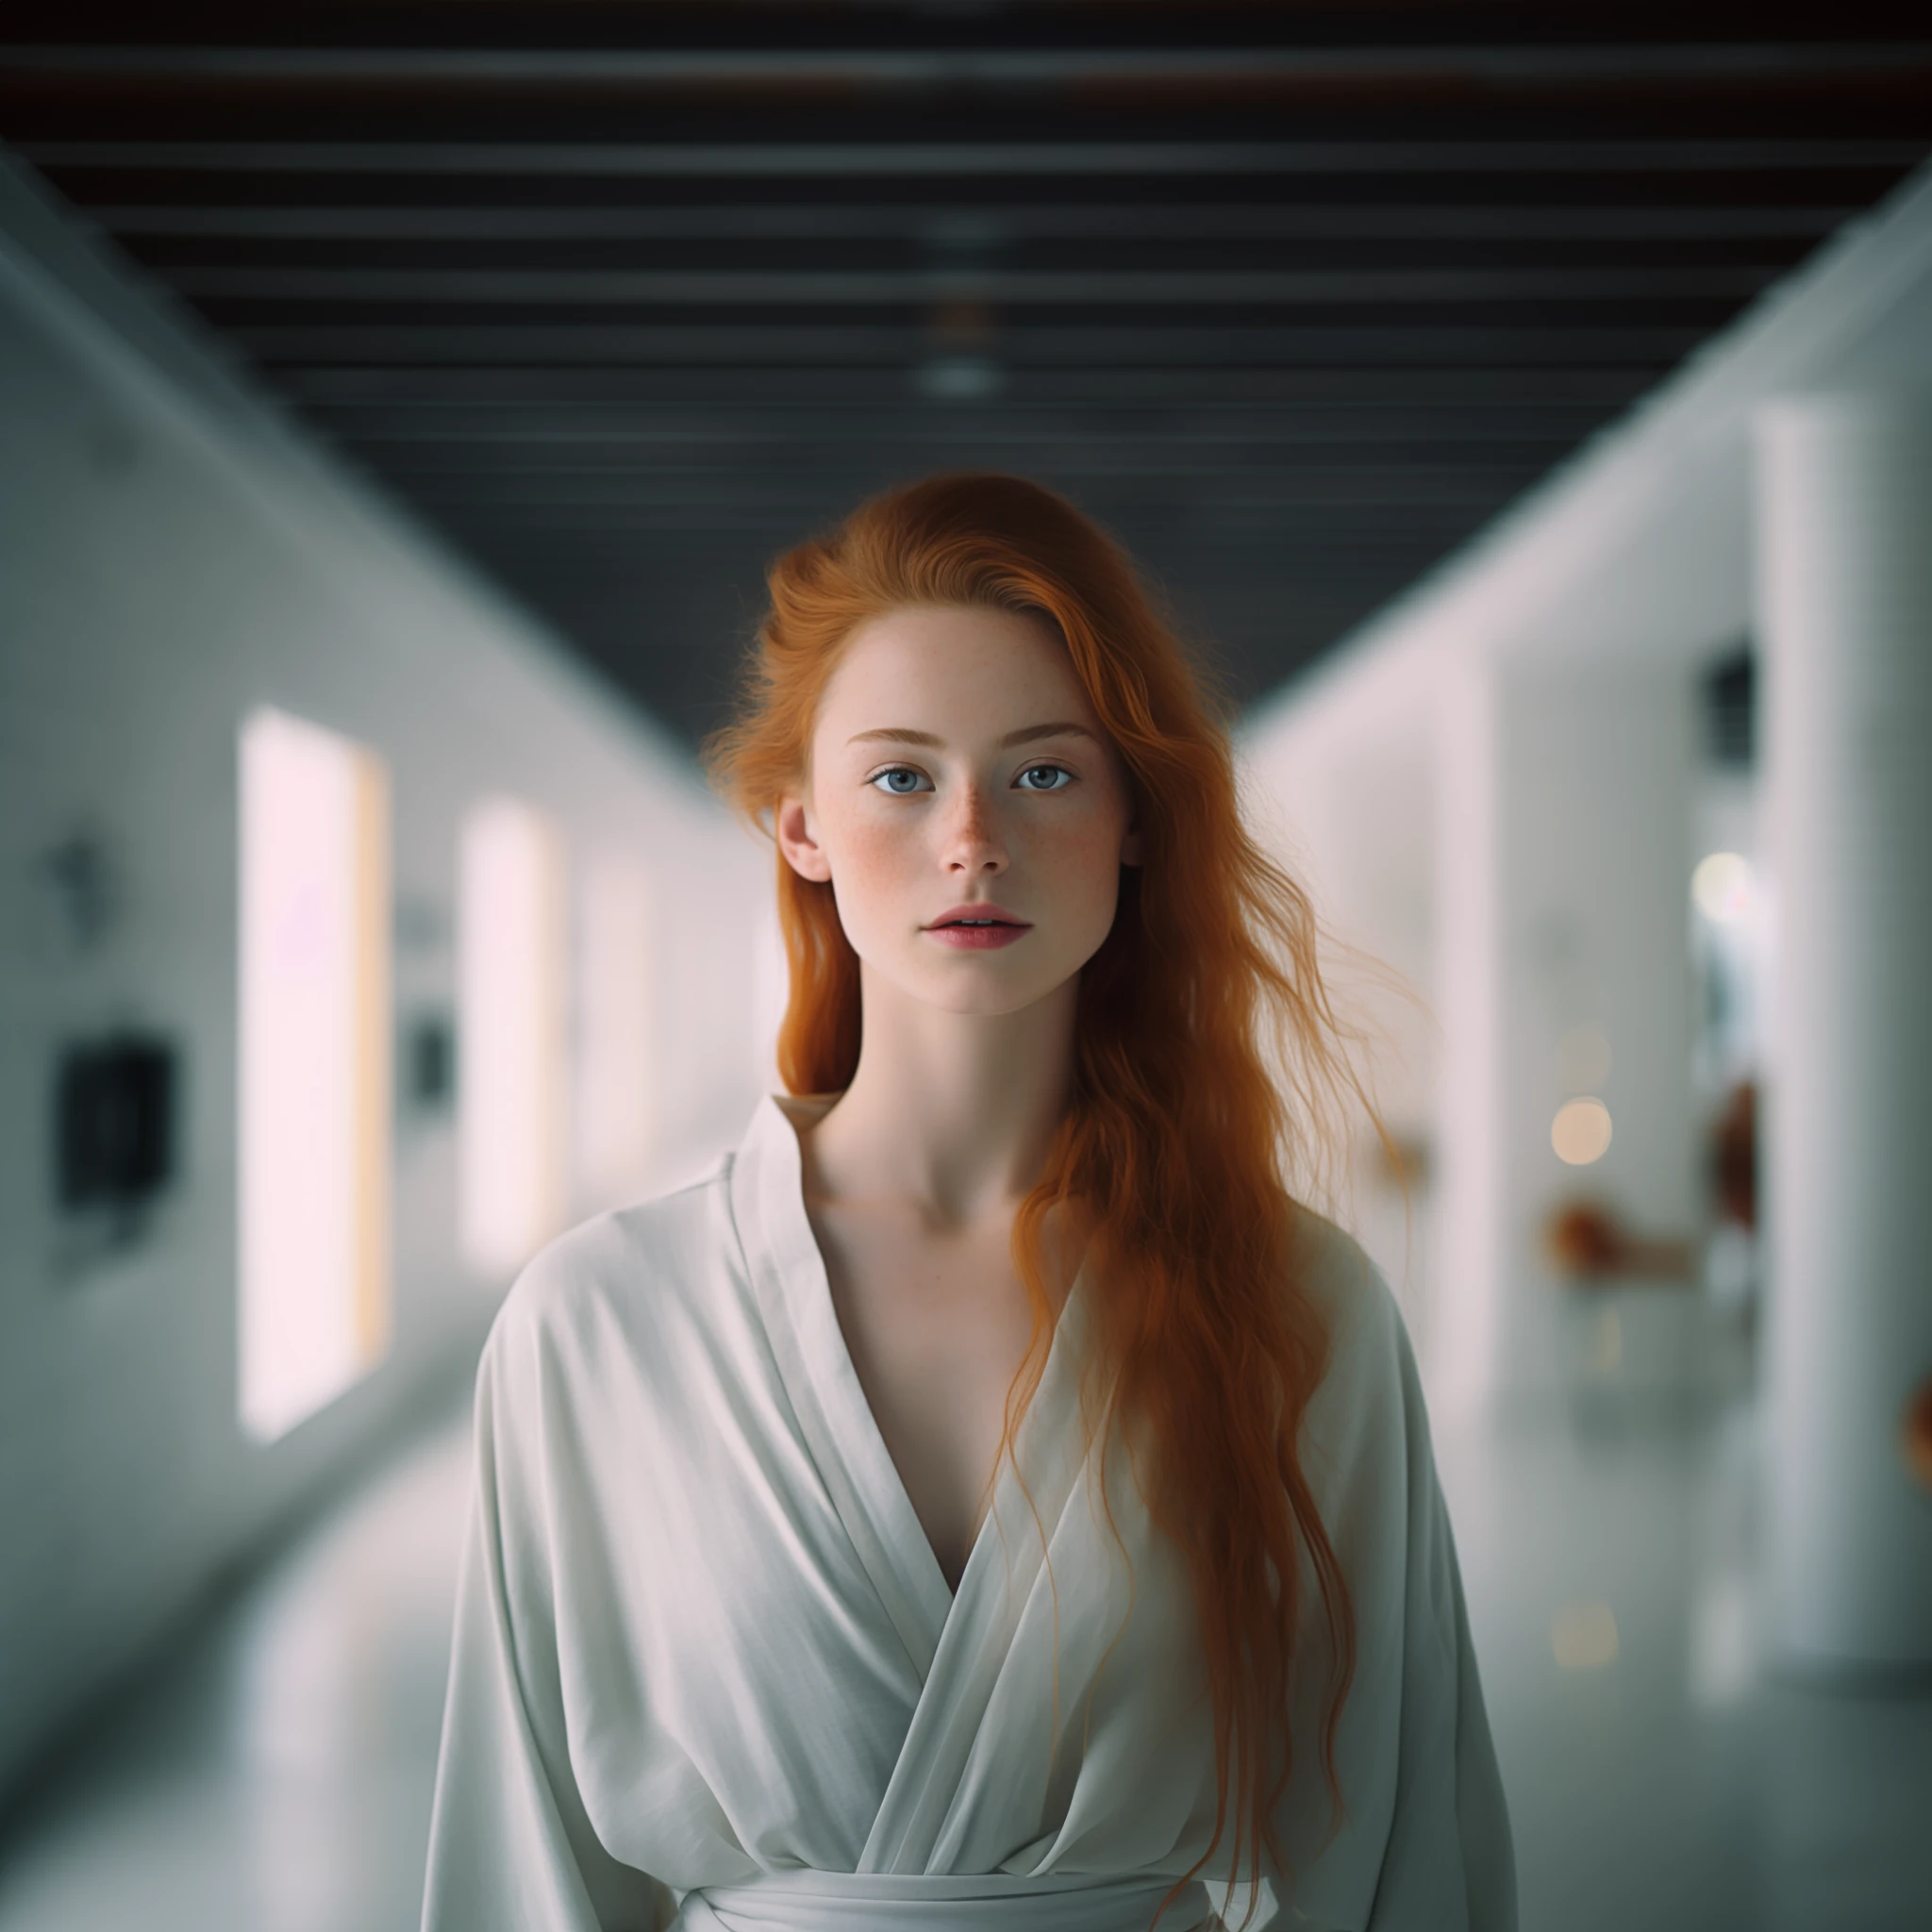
[6,5,1929,745]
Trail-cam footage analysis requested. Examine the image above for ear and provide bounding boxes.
[1120,822,1142,868]
[775,792,833,884]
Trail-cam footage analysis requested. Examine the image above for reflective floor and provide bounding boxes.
[1438,1393,1932,1932]
[0,1411,469,1932]
[1,1380,1927,1931]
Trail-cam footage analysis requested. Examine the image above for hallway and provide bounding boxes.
[3,1380,1927,1932]
[4,15,1931,1927]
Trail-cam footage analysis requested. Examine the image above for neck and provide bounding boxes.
[805,964,1077,1227]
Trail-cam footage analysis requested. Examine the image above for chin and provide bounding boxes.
[850,933,1094,1020]
[920,976,1055,1019]
[879,954,1070,1019]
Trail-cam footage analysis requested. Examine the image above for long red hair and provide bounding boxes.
[706,474,1366,1914]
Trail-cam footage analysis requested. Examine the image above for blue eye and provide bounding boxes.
[1016,764,1074,792]
[869,766,931,795]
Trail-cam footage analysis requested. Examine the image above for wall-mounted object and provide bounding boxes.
[32,828,123,956]
[56,1034,176,1219]
[1702,645,1755,771]
[405,1010,456,1113]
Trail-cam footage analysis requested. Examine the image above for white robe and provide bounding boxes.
[423,1096,1514,1931]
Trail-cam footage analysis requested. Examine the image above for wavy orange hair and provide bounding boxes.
[706,474,1368,1918]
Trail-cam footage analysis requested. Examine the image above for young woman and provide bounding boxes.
[423,475,1514,1932]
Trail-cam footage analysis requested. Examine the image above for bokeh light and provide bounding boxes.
[1691,851,1755,924]
[1551,1601,1621,1671]
[1552,1097,1614,1166]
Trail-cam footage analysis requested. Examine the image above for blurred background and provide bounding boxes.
[1,6,1929,1928]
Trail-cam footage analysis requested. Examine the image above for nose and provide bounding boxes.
[941,780,1008,877]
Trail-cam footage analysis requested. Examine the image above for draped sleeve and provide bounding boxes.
[1365,1318,1516,1931]
[420,1295,676,1932]
[1264,1224,1516,1932]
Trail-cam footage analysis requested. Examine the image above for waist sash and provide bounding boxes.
[677,1870,1212,1931]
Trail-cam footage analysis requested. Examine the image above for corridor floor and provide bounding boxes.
[0,1381,1927,1931]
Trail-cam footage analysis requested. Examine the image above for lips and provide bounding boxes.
[924,903,1033,950]
[925,903,1030,931]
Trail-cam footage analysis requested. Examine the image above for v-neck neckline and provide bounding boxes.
[731,1094,1082,1672]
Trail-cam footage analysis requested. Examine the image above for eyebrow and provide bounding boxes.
[846,722,1099,749]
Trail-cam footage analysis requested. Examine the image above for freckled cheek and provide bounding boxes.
[1021,815,1127,927]
[823,807,928,917]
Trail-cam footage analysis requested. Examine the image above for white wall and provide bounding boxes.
[0,159,768,1796]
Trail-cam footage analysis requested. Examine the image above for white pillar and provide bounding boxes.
[1758,397,1932,1670]
[1434,648,1701,1406]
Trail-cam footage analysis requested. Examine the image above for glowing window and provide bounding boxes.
[238,709,391,1441]
[458,797,567,1276]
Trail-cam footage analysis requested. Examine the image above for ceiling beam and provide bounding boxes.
[276,365,1657,407]
[375,448,1555,479]
[422,481,1505,509]
[7,43,1932,87]
[25,138,1927,176]
[393,467,1541,506]
[228,322,1709,363]
[87,203,1857,242]
[312,407,1602,445]
[162,262,1780,304]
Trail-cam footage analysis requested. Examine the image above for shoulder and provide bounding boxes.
[1287,1205,1428,1497]
[481,1155,741,1391]
[1288,1204,1407,1391]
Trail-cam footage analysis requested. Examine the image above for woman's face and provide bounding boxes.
[776,604,1140,1019]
